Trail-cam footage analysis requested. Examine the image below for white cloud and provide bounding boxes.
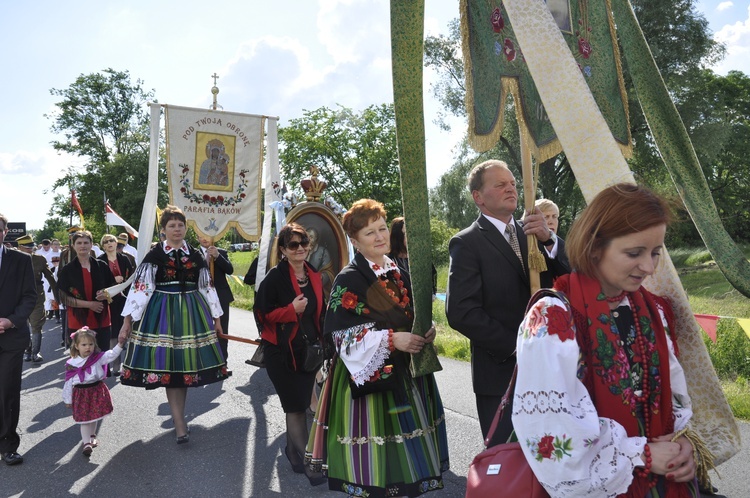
[713,5,750,75]
[717,2,734,12]
[1,149,84,229]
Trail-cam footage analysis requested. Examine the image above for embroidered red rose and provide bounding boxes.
[183,374,194,385]
[538,435,555,459]
[578,38,592,59]
[217,196,224,203]
[504,39,516,62]
[383,365,393,374]
[546,305,574,341]
[203,194,210,201]
[122,369,132,379]
[491,7,504,32]
[161,374,171,384]
[341,291,359,310]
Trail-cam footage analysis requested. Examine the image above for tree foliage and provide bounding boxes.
[278,104,403,217]
[44,69,167,232]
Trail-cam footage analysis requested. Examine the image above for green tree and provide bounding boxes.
[34,217,68,243]
[45,68,167,232]
[278,104,402,217]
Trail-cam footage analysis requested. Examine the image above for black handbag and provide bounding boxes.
[246,341,266,368]
[302,334,325,373]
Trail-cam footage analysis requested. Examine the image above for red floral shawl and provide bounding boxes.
[554,272,689,498]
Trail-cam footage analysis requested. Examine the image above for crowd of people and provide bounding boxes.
[1,161,714,497]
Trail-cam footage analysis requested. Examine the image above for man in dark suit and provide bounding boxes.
[445,160,569,446]
[0,214,37,465]
[198,237,234,362]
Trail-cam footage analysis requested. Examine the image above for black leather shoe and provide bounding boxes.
[2,452,24,465]
[23,353,32,362]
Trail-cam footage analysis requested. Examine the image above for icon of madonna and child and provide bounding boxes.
[198,138,232,188]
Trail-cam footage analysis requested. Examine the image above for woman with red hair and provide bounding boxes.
[513,184,711,497]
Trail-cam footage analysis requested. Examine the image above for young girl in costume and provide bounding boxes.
[63,327,124,456]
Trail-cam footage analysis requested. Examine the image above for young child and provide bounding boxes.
[63,327,124,457]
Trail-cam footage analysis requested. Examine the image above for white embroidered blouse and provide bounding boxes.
[512,296,693,498]
[121,245,223,322]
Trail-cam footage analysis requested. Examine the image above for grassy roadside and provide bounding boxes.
[228,247,750,420]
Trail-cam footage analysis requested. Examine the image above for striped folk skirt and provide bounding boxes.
[121,283,229,389]
[306,356,450,497]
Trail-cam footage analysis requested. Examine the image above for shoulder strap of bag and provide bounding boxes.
[483,288,571,448]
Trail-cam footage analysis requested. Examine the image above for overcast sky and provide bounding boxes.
[1,0,748,230]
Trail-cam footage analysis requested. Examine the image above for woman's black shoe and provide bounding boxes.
[285,446,304,473]
[306,473,326,486]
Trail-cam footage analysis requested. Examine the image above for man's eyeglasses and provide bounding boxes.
[285,239,310,251]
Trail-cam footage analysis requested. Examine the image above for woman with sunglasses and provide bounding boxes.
[254,222,326,485]
[98,234,134,375]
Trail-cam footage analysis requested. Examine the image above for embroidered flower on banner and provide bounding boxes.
[491,7,504,32]
[578,37,592,59]
[178,163,250,207]
[504,38,516,61]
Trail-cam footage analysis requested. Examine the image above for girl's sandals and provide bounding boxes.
[82,443,94,457]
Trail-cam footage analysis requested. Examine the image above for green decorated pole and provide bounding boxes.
[612,0,750,297]
[390,0,442,376]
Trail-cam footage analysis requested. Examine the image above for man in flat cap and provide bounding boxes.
[0,213,36,466]
[117,233,137,260]
[16,236,57,363]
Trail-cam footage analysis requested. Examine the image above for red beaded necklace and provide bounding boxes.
[604,291,627,303]
[377,270,410,309]
[622,292,657,488]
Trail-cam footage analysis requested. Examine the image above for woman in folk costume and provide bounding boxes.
[118,205,229,444]
[513,184,713,497]
[307,199,449,498]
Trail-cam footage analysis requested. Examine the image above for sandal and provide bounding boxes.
[90,435,98,448]
[82,443,93,457]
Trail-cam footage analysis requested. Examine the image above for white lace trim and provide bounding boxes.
[350,330,390,386]
[364,255,399,277]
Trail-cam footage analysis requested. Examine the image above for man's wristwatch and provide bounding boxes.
[543,230,556,247]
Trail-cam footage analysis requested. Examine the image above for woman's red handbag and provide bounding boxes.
[466,440,548,498]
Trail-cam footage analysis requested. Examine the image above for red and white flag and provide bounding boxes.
[105,202,139,238]
[71,189,85,227]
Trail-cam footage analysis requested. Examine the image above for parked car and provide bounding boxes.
[229,243,251,252]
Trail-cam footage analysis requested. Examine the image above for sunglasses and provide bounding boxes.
[285,239,310,251]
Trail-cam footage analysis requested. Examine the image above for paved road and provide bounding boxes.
[4,308,747,497]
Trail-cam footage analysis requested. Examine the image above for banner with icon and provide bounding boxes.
[165,104,264,241]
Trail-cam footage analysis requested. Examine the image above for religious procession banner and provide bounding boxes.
[165,105,263,241]
[461,0,631,160]
[499,0,740,465]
